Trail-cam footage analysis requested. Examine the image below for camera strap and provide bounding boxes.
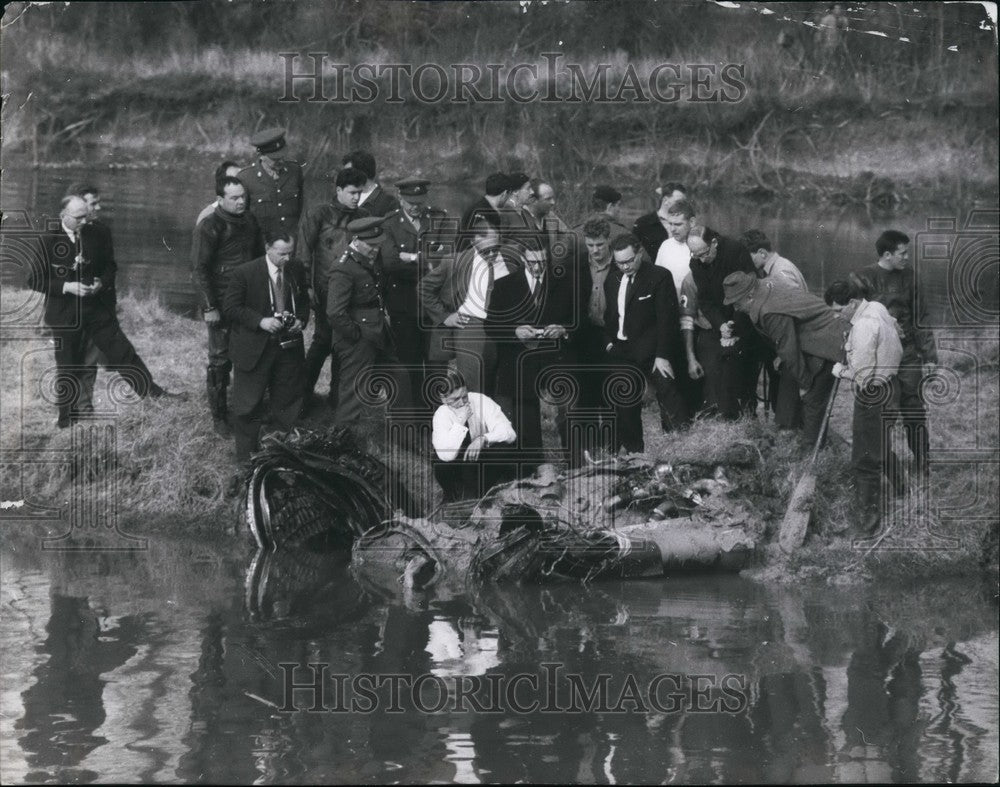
[268,268,296,316]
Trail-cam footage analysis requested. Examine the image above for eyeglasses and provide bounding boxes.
[614,255,638,267]
[690,245,714,262]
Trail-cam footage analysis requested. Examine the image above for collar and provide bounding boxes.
[848,299,871,324]
[589,256,611,272]
[359,182,378,202]
[266,257,283,279]
[62,221,77,238]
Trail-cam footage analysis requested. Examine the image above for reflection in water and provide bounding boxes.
[16,595,140,783]
[0,539,996,784]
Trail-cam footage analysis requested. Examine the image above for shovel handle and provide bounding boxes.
[807,376,841,467]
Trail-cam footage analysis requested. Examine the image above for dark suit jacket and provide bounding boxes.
[487,266,576,337]
[632,213,669,261]
[419,246,519,327]
[223,257,310,372]
[603,260,683,366]
[28,226,116,329]
[359,184,400,218]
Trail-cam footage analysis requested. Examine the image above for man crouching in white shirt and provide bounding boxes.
[431,369,517,502]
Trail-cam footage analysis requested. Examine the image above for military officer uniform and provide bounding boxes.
[380,177,451,409]
[238,128,304,237]
[327,217,413,426]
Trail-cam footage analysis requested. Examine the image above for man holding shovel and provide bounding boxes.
[825,280,904,537]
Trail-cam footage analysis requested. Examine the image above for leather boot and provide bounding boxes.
[855,478,881,538]
[207,367,231,435]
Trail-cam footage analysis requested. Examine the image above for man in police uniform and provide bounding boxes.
[380,177,450,409]
[238,127,304,237]
[327,217,413,427]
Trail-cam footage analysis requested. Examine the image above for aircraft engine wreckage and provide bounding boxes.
[244,428,761,589]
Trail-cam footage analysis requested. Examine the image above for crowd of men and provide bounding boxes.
[30,127,938,534]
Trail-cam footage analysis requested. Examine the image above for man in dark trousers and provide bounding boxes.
[327,217,413,427]
[192,176,264,432]
[723,271,849,450]
[850,229,937,481]
[488,242,576,469]
[681,225,761,419]
[380,177,450,409]
[63,182,115,417]
[342,150,400,217]
[602,234,689,454]
[419,213,516,398]
[238,127,304,237]
[28,197,177,428]
[223,231,309,467]
[297,166,369,408]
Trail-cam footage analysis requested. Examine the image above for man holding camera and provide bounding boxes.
[223,232,309,466]
[29,196,180,428]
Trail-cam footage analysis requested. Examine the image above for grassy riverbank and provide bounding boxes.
[1,288,996,580]
[2,1,997,205]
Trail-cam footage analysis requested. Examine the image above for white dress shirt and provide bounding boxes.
[616,273,632,341]
[432,392,517,461]
[459,251,510,319]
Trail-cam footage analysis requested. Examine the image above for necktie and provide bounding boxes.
[274,269,286,313]
[532,274,543,311]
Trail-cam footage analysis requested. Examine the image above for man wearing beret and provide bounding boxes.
[327,216,413,426]
[380,177,450,409]
[574,184,628,236]
[723,271,849,450]
[238,127,304,237]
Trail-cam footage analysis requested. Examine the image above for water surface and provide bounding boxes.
[1,538,997,784]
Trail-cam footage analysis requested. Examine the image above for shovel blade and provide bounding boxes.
[779,474,817,554]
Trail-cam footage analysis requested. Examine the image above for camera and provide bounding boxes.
[275,311,303,350]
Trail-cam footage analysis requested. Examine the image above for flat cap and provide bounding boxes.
[593,185,622,204]
[396,177,431,198]
[722,271,759,306]
[348,215,387,240]
[250,127,286,154]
